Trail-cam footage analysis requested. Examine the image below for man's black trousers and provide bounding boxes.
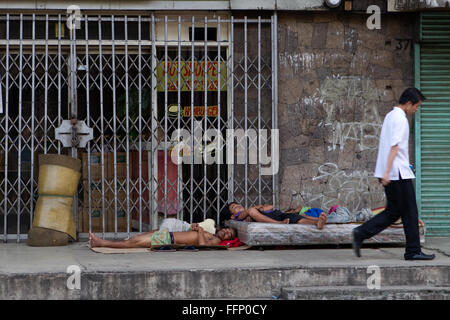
[354,176,421,259]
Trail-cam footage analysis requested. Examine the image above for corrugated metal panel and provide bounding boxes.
[418,12,450,236]
[421,13,450,41]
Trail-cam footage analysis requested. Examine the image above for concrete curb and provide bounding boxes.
[1,265,449,299]
[281,286,450,300]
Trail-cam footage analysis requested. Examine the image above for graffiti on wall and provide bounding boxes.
[311,77,384,151]
[300,163,385,211]
[279,52,363,75]
[292,77,386,211]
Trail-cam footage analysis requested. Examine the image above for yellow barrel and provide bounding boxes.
[28,154,81,245]
[38,165,80,197]
[33,195,77,240]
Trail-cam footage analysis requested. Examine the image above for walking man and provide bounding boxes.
[352,88,435,261]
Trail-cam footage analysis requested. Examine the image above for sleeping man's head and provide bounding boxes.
[228,202,244,217]
[215,227,236,241]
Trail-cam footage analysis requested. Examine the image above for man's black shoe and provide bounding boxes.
[352,229,363,258]
[404,252,436,261]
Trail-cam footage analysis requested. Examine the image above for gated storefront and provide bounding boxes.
[416,12,450,236]
[2,4,449,244]
[0,13,279,241]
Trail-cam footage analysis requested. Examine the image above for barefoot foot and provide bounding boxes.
[317,212,327,230]
[89,231,105,248]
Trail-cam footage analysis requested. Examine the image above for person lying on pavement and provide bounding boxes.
[89,225,236,248]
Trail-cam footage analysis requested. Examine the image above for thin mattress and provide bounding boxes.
[225,220,425,246]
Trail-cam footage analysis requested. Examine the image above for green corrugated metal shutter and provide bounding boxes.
[417,12,450,236]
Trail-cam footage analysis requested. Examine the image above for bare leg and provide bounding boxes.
[296,213,327,230]
[296,217,317,226]
[89,231,155,248]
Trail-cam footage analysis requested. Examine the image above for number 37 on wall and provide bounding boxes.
[395,39,412,51]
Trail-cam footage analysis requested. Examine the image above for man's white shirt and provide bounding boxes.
[374,106,415,180]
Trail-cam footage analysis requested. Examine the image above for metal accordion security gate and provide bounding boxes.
[0,13,278,241]
[415,12,450,237]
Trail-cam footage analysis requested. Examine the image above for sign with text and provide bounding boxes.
[157,61,227,92]
[182,106,218,117]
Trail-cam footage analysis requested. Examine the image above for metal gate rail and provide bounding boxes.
[0,13,278,241]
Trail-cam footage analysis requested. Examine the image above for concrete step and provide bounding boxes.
[1,265,449,299]
[281,286,450,300]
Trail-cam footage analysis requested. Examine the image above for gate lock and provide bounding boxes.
[55,116,94,148]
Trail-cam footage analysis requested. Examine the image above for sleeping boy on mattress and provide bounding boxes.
[224,202,327,230]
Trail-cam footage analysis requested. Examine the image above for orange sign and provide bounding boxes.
[182,106,218,117]
[157,61,227,92]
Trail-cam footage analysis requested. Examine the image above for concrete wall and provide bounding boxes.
[277,12,416,212]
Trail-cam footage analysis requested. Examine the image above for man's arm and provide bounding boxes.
[232,209,250,221]
[382,145,399,186]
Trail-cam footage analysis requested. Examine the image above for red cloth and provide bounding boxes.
[219,237,244,247]
[328,205,339,215]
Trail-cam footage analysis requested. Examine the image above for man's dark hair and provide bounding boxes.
[215,227,237,240]
[399,87,426,105]
[219,202,239,226]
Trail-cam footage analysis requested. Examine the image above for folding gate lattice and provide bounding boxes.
[0,13,278,241]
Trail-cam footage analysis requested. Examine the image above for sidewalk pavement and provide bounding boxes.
[0,237,448,274]
[422,237,450,257]
[0,237,448,299]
